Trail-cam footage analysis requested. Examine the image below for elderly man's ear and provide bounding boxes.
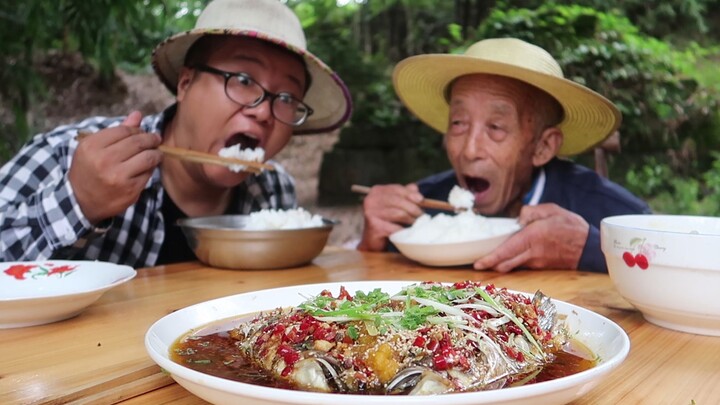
[532,127,563,167]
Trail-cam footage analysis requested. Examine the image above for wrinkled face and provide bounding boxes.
[174,37,307,187]
[445,74,542,216]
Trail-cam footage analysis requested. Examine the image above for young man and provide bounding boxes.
[0,0,351,266]
[358,38,649,273]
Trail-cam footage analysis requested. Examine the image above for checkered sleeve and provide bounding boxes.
[0,117,124,261]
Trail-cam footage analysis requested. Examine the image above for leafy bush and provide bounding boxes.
[624,154,720,215]
[296,0,449,162]
[500,0,716,40]
[0,0,209,151]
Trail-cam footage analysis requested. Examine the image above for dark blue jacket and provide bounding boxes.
[415,158,651,273]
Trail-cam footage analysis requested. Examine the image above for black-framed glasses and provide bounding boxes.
[193,64,314,126]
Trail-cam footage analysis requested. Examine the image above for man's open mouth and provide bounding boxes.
[225,133,260,149]
[464,176,490,194]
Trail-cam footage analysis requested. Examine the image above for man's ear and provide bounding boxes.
[176,67,196,102]
[532,127,563,167]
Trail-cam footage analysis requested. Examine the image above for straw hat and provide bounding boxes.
[152,0,352,135]
[393,38,621,155]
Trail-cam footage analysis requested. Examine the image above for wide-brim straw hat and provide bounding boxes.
[393,38,621,155]
[152,0,352,135]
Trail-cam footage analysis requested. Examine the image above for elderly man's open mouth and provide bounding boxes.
[464,176,490,197]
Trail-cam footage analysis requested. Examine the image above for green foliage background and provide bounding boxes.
[1,0,719,214]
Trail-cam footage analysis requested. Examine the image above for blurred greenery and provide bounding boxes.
[1,0,719,214]
[0,0,208,160]
[624,153,720,215]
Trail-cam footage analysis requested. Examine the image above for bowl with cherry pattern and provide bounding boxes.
[601,215,720,336]
[0,260,136,328]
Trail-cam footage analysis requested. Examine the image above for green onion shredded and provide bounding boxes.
[474,287,543,354]
[297,283,547,352]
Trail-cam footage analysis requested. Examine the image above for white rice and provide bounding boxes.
[218,145,266,173]
[448,185,474,210]
[394,211,519,244]
[243,208,324,230]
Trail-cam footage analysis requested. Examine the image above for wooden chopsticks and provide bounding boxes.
[75,130,274,174]
[351,184,458,212]
[156,145,273,174]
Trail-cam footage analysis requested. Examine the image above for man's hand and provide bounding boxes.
[357,184,424,251]
[473,203,589,272]
[69,111,163,224]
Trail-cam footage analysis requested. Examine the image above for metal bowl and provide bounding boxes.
[178,215,336,270]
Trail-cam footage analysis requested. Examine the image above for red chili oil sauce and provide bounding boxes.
[170,317,596,394]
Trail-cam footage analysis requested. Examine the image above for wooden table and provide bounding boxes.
[2,248,719,404]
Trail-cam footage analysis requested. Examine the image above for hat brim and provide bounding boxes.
[393,54,621,156]
[152,29,352,135]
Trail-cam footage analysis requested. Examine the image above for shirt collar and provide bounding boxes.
[142,103,177,135]
[522,167,546,206]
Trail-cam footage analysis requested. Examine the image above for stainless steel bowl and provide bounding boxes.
[178,215,336,270]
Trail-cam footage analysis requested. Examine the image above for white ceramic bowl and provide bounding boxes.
[600,214,720,336]
[146,281,629,405]
[0,260,136,328]
[389,218,520,266]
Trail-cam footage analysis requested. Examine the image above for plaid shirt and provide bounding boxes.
[0,105,296,268]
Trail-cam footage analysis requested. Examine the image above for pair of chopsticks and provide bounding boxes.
[351,184,458,212]
[157,145,273,174]
[76,131,274,174]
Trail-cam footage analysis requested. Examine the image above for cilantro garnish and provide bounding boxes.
[347,325,359,340]
[298,284,481,333]
[299,288,390,323]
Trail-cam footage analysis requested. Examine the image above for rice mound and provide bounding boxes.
[244,208,324,230]
[395,211,519,244]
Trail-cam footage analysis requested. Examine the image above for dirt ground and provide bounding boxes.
[274,133,365,248]
[36,69,364,247]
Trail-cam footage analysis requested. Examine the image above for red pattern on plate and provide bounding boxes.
[3,263,78,280]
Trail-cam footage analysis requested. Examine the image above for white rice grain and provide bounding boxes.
[218,145,266,173]
[244,208,324,230]
[396,211,518,244]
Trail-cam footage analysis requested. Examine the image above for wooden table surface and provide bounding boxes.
[2,248,718,404]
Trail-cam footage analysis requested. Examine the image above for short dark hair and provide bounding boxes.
[184,35,312,94]
[520,83,564,138]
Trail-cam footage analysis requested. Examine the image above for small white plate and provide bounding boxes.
[390,218,520,266]
[0,260,136,328]
[145,281,630,405]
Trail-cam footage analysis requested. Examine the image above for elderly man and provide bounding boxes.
[358,38,649,273]
[0,0,351,266]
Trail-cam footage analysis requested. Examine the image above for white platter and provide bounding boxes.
[0,260,136,328]
[145,281,630,405]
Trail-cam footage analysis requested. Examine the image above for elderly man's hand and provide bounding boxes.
[473,203,589,272]
[357,184,424,252]
[69,111,163,225]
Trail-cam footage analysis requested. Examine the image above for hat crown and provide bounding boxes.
[465,38,563,78]
[196,0,307,50]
